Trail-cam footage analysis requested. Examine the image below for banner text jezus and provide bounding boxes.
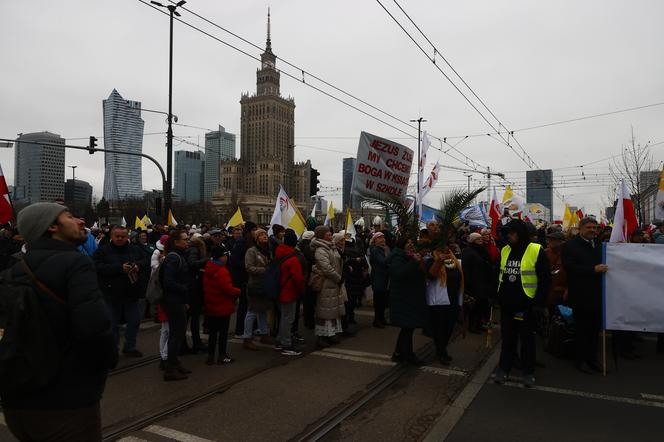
[350,131,414,200]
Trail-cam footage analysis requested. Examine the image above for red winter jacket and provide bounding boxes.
[275,244,305,303]
[203,260,241,317]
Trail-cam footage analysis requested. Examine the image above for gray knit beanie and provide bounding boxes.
[17,202,69,244]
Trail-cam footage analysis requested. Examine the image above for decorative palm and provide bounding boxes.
[434,187,486,248]
[365,197,420,241]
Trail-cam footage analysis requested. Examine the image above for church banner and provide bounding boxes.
[603,243,664,332]
[351,131,414,201]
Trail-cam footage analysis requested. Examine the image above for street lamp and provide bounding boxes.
[68,165,77,215]
[409,117,426,215]
[150,0,186,218]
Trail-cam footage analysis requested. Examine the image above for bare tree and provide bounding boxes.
[609,127,655,224]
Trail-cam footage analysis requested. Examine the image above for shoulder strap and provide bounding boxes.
[20,260,65,304]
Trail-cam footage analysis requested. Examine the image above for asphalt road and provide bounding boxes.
[445,334,664,442]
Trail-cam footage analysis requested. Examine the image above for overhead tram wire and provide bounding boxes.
[166,0,664,152]
[150,0,491,174]
[377,0,564,200]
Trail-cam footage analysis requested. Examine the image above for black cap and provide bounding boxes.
[211,244,229,259]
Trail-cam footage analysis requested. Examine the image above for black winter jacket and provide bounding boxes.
[93,242,149,303]
[561,236,603,312]
[2,238,117,409]
[161,249,190,304]
[461,244,496,300]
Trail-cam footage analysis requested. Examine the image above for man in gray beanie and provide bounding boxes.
[2,203,117,441]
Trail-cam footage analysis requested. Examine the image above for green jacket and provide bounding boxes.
[388,248,429,329]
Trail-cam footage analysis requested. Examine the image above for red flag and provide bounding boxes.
[576,208,584,220]
[0,164,14,224]
[489,188,501,239]
[609,180,638,242]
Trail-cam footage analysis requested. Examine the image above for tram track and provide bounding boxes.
[288,342,436,442]
[100,339,437,442]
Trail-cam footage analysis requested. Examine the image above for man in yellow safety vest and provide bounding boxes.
[494,219,551,388]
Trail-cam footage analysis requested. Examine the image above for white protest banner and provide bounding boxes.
[603,243,664,332]
[351,131,414,201]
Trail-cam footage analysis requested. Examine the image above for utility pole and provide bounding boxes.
[464,173,472,192]
[68,165,77,216]
[410,117,426,215]
[150,0,186,218]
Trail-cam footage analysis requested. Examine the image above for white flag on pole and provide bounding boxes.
[420,160,440,199]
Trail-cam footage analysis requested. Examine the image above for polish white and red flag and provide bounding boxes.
[609,179,638,243]
[420,160,439,199]
[0,163,14,224]
[489,187,501,239]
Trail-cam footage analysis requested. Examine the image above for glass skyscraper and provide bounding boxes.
[102,89,144,201]
[14,131,65,203]
[526,169,554,221]
[204,125,236,200]
[343,157,361,209]
[174,150,204,203]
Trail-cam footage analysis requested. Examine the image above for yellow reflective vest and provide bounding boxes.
[498,243,542,299]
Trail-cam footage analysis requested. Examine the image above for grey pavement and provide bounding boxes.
[444,334,664,442]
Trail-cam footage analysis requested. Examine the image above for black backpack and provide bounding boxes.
[262,253,297,302]
[0,261,64,393]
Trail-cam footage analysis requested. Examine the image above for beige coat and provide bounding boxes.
[245,246,272,312]
[311,238,346,320]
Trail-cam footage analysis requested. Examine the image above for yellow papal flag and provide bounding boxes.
[346,209,357,239]
[562,205,573,229]
[141,214,152,226]
[502,185,514,203]
[167,209,178,227]
[227,208,244,227]
[134,216,147,230]
[324,200,335,226]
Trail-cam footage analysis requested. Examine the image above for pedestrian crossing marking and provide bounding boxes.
[144,424,215,442]
[500,382,664,408]
[640,393,664,401]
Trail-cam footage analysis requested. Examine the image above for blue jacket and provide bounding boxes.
[78,231,98,257]
[370,245,390,293]
[161,249,191,304]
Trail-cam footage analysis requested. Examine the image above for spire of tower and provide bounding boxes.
[266,7,272,52]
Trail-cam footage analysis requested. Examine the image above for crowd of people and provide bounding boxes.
[0,201,663,440]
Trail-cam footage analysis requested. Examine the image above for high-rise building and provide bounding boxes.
[204,125,236,200]
[64,178,93,209]
[342,157,362,210]
[175,150,204,203]
[526,169,553,221]
[102,89,144,201]
[14,131,65,203]
[213,11,311,224]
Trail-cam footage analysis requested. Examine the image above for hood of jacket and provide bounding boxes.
[204,259,224,278]
[275,243,296,260]
[310,238,334,253]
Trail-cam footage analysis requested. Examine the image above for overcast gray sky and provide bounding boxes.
[2,0,663,217]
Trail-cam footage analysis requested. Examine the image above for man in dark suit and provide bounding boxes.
[561,217,608,374]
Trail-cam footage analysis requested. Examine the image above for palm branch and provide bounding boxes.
[365,197,419,241]
[434,187,486,248]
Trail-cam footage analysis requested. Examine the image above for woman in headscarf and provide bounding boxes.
[369,232,390,328]
[425,245,464,365]
[389,236,428,365]
[242,228,273,350]
[310,226,346,348]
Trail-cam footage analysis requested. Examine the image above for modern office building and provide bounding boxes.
[212,11,311,223]
[526,169,553,221]
[102,89,144,201]
[342,157,362,210]
[14,131,65,203]
[64,178,93,209]
[174,150,205,203]
[204,125,236,200]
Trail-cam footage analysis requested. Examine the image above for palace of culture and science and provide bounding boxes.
[212,12,312,224]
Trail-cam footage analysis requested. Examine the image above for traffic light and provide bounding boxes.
[309,167,320,196]
[88,136,98,154]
